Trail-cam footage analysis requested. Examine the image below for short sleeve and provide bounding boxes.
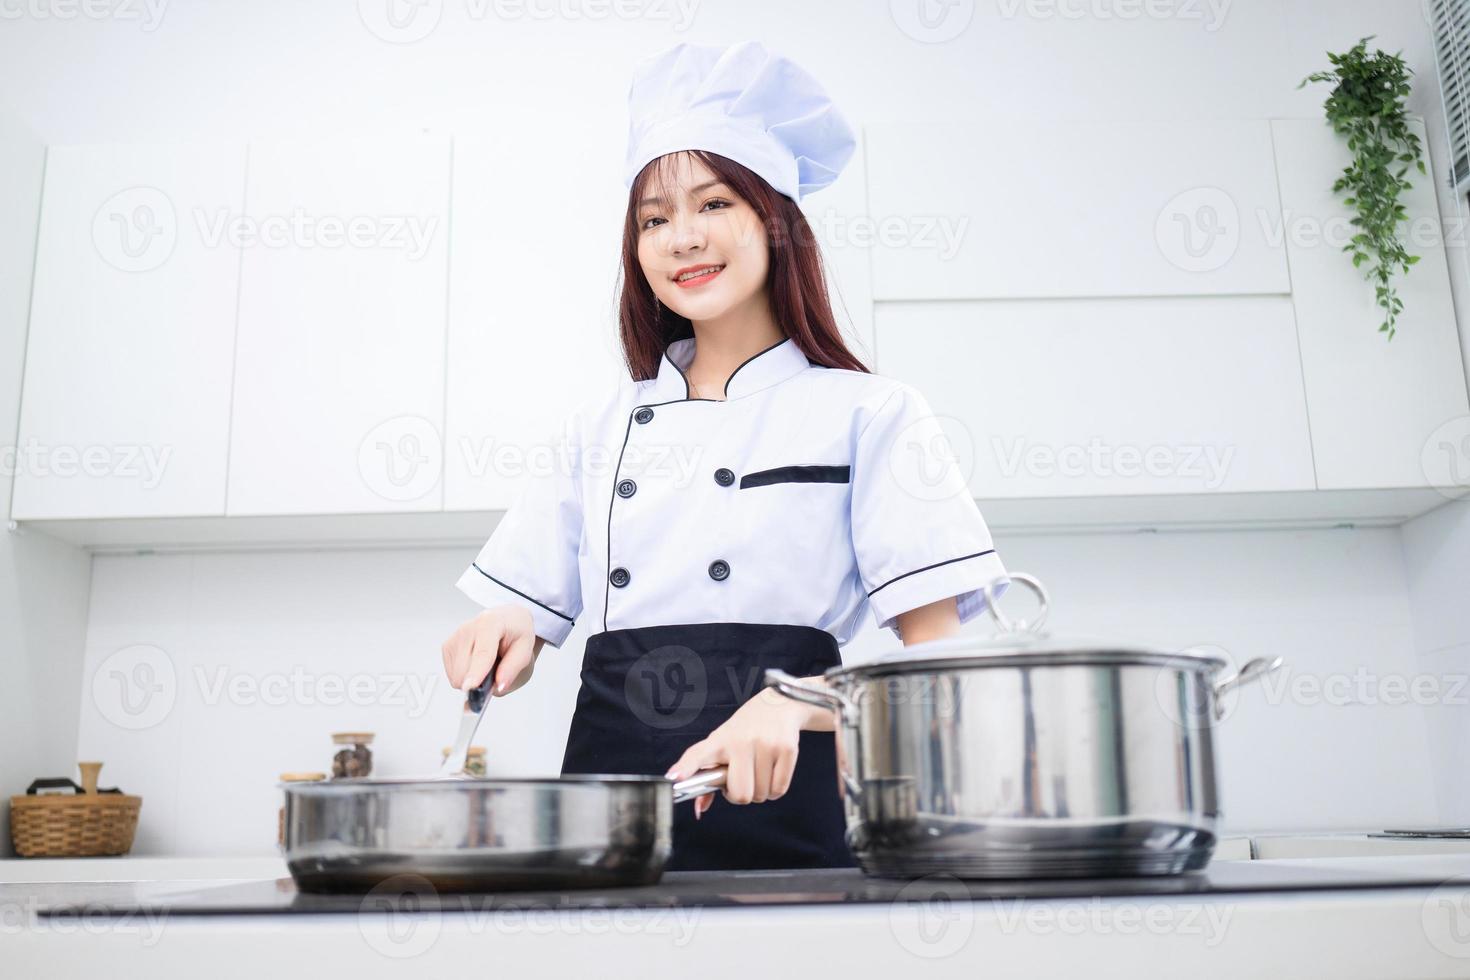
[454,411,585,648]
[850,383,1010,637]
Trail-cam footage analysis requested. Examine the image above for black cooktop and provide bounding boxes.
[34,862,1454,919]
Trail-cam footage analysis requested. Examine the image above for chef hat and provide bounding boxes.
[623,40,857,202]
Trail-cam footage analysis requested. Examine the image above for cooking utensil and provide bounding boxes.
[281,666,727,892]
[765,572,1282,879]
[438,672,493,777]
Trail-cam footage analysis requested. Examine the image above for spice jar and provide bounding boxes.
[278,771,325,849]
[330,732,374,779]
[441,745,487,777]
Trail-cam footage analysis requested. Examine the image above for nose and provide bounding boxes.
[666,211,705,256]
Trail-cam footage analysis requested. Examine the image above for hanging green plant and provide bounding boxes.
[1299,35,1426,341]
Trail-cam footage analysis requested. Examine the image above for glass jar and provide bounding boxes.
[330,732,374,779]
[441,745,487,777]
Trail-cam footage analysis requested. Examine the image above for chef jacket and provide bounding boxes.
[455,337,1010,647]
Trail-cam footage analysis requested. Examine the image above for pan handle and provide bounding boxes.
[763,669,860,729]
[1212,656,1284,720]
[671,767,727,804]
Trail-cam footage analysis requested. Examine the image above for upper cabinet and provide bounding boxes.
[225,134,452,516]
[1271,118,1470,492]
[12,144,245,520]
[12,120,1469,545]
[443,128,626,514]
[864,120,1292,301]
[878,295,1317,499]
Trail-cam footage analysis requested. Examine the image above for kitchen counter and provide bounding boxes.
[4,854,1470,979]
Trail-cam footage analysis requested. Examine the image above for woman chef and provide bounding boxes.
[441,40,1010,871]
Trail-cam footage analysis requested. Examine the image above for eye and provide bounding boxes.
[702,198,732,212]
[640,215,665,231]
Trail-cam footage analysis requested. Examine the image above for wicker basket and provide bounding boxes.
[10,762,141,858]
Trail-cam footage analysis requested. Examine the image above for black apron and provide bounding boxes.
[560,622,856,871]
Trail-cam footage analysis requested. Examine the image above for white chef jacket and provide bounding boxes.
[455,337,1010,648]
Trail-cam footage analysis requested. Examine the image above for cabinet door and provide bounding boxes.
[876,296,1316,498]
[12,144,244,519]
[865,120,1290,301]
[226,134,451,515]
[1272,118,1470,490]
[443,129,626,513]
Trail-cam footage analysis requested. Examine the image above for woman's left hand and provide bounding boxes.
[664,687,813,819]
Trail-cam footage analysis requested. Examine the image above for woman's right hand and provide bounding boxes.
[441,605,544,697]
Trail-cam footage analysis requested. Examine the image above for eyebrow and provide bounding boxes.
[637,179,727,209]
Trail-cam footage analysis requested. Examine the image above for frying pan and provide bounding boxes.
[280,669,726,893]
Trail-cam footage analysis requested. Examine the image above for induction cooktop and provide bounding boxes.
[33,861,1456,919]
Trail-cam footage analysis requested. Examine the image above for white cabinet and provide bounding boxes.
[876,296,1317,498]
[12,144,244,520]
[225,134,451,515]
[442,129,627,513]
[864,120,1291,301]
[1271,118,1470,491]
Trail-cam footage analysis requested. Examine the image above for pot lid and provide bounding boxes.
[834,572,1230,677]
[831,629,1231,678]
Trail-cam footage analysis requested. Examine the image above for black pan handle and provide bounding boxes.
[26,778,82,795]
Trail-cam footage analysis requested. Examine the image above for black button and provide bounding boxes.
[708,560,730,581]
[616,479,637,498]
[609,566,631,588]
[714,468,735,487]
[634,407,654,424]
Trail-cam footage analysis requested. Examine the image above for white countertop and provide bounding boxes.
[4,851,1470,979]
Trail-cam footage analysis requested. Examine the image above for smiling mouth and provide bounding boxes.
[673,265,725,287]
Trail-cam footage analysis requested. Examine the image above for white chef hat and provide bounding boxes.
[623,40,857,203]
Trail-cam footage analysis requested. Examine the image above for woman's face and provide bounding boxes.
[635,153,769,324]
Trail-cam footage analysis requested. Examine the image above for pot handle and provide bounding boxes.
[671,766,727,804]
[764,669,860,729]
[1212,656,1284,719]
[983,572,1050,635]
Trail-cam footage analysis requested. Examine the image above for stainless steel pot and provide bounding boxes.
[766,573,1281,879]
[281,771,725,893]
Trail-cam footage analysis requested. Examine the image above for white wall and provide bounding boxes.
[7,0,1469,851]
[0,116,94,855]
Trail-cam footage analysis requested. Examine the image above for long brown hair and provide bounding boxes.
[617,149,870,381]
